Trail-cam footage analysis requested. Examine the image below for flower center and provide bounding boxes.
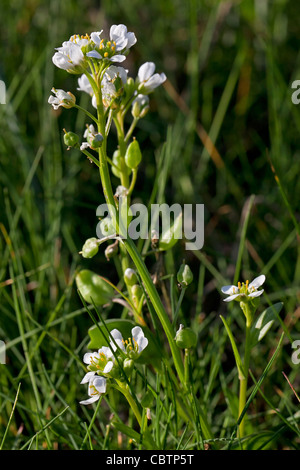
[98,39,117,58]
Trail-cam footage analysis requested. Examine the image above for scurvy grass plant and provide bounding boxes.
[46,23,288,450]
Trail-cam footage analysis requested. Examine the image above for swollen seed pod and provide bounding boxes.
[125,139,142,169]
[175,324,197,349]
[88,133,103,149]
[111,149,131,178]
[81,237,99,259]
[63,131,79,148]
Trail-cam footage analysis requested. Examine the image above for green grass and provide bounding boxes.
[0,0,300,450]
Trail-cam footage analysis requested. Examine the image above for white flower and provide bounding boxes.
[87,24,136,63]
[110,24,137,51]
[109,326,148,359]
[137,62,166,94]
[52,41,85,73]
[80,345,115,387]
[221,275,266,303]
[48,88,76,110]
[80,375,107,405]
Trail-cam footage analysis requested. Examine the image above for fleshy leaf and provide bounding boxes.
[250,302,283,347]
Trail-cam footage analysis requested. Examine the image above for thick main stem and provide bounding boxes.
[238,318,252,439]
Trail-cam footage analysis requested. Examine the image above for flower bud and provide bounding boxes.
[124,268,138,287]
[177,263,193,287]
[81,237,99,259]
[123,358,134,375]
[125,139,142,169]
[131,284,143,308]
[131,94,150,119]
[175,324,197,349]
[63,130,79,148]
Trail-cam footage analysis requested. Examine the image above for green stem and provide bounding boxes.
[116,383,142,427]
[238,317,252,439]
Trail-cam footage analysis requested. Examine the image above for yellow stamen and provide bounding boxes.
[104,52,109,58]
[238,282,241,290]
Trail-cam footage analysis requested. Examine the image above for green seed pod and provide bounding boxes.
[75,269,114,305]
[111,149,131,178]
[63,131,79,148]
[124,268,138,287]
[125,139,142,169]
[177,263,193,287]
[81,237,99,259]
[175,325,197,349]
[88,133,103,149]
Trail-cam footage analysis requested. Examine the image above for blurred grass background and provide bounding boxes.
[0,0,300,449]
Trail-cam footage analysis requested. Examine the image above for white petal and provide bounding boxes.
[138,62,156,82]
[103,361,113,373]
[248,275,265,290]
[221,285,239,295]
[99,346,114,358]
[223,293,240,302]
[79,395,99,405]
[109,55,126,63]
[86,50,102,59]
[80,371,95,384]
[93,376,107,393]
[248,289,264,298]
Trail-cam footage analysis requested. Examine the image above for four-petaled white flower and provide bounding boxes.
[109,326,148,359]
[87,24,136,63]
[137,62,166,94]
[79,375,107,405]
[221,275,266,303]
[48,88,76,110]
[52,41,85,73]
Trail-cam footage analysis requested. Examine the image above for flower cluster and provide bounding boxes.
[80,326,148,405]
[48,23,166,135]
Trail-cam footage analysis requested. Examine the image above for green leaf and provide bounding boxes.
[75,269,114,305]
[220,315,245,380]
[112,420,158,450]
[250,302,283,348]
[87,318,162,369]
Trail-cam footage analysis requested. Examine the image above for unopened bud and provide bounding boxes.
[177,263,193,287]
[123,358,134,375]
[124,268,138,287]
[131,94,150,119]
